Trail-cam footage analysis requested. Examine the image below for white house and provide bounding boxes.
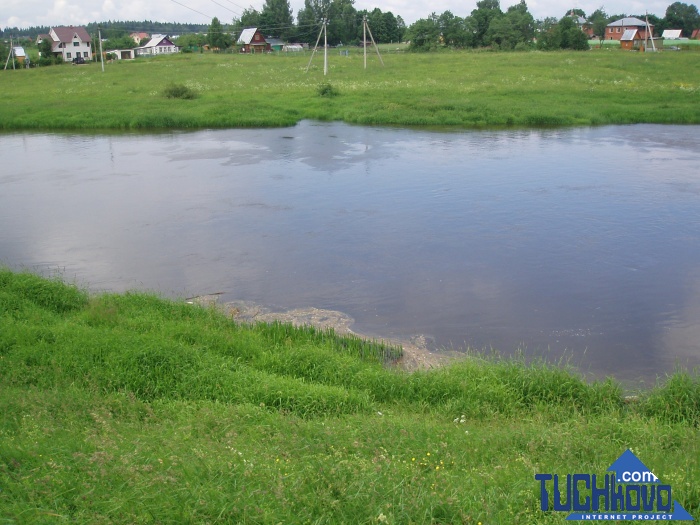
[135,35,180,56]
[43,26,92,62]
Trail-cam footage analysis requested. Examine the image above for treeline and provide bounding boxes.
[2,0,697,51]
[405,0,700,51]
[0,21,208,40]
[227,0,405,46]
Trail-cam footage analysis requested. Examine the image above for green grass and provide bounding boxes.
[1,48,699,130]
[1,268,699,523]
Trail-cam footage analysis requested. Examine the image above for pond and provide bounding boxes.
[2,122,699,383]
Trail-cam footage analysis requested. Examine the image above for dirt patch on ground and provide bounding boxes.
[187,294,457,371]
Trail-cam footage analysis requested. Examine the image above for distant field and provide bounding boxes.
[1,48,699,129]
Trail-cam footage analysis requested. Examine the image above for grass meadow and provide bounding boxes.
[1,47,699,130]
[1,269,699,523]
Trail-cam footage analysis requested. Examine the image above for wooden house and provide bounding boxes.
[237,28,270,53]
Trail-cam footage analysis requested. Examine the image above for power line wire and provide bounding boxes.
[169,0,214,21]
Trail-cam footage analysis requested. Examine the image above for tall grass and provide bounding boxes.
[1,268,699,522]
[1,49,699,130]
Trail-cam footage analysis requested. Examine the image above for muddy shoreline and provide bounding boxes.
[187,294,458,371]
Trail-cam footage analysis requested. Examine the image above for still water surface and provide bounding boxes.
[2,122,699,382]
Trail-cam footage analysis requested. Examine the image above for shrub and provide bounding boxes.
[317,82,339,97]
[163,83,197,99]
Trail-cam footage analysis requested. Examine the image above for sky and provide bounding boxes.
[1,0,677,31]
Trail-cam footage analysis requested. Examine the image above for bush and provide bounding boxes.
[163,83,198,99]
[317,82,339,97]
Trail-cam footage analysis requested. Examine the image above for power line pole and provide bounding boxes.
[362,16,384,69]
[97,26,105,72]
[363,15,367,69]
[323,18,328,76]
[305,18,328,76]
[4,35,15,70]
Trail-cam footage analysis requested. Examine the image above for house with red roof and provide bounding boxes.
[40,26,92,62]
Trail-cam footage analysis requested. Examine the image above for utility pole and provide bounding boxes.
[323,18,328,76]
[645,12,656,52]
[4,35,15,70]
[98,26,105,72]
[362,16,384,69]
[363,15,367,69]
[305,18,329,76]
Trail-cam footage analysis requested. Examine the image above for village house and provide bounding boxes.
[569,13,596,38]
[606,17,654,41]
[237,28,270,53]
[135,35,180,56]
[130,32,150,45]
[39,26,92,62]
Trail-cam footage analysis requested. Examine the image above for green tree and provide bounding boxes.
[381,12,401,42]
[175,33,207,51]
[485,0,534,49]
[535,17,561,49]
[438,11,471,47]
[208,17,231,50]
[469,0,504,47]
[38,38,53,59]
[259,0,294,39]
[405,14,441,50]
[664,2,700,37]
[536,15,589,50]
[588,7,609,42]
[296,0,356,45]
[558,16,590,49]
[232,9,262,41]
[105,35,138,50]
[565,8,587,18]
[366,8,387,43]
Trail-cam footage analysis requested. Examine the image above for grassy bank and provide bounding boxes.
[1,269,699,523]
[1,49,699,130]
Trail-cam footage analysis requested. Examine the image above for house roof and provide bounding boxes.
[12,46,26,57]
[662,29,683,39]
[51,26,91,43]
[620,29,639,41]
[608,17,649,28]
[237,28,264,45]
[139,36,176,48]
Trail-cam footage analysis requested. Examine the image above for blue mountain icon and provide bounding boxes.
[607,449,659,483]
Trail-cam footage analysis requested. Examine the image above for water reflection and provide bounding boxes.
[1,122,699,383]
